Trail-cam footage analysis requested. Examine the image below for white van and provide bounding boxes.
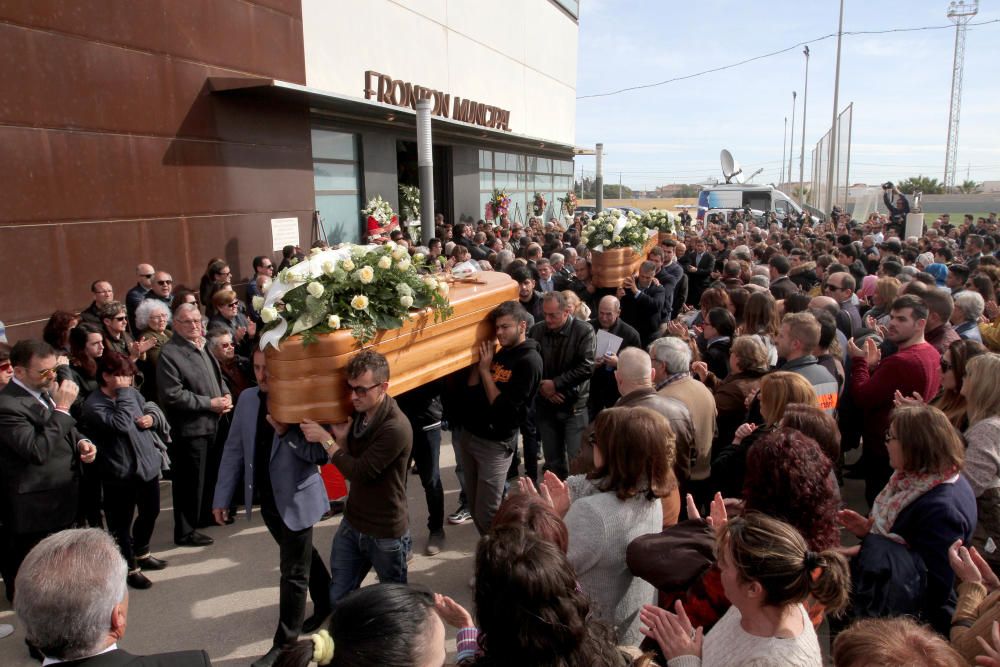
[697,184,804,222]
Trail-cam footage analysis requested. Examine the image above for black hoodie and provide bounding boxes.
[464,338,543,441]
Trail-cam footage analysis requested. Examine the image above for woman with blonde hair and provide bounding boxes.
[711,371,818,498]
[834,617,965,667]
[866,276,901,327]
[562,289,591,321]
[838,405,976,633]
[961,353,1000,570]
[641,512,850,666]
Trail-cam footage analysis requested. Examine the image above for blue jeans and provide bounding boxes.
[328,518,410,608]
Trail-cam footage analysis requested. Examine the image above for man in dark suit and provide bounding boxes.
[682,237,715,306]
[0,340,97,601]
[156,303,231,547]
[212,348,332,667]
[618,261,666,347]
[125,263,155,333]
[15,528,211,666]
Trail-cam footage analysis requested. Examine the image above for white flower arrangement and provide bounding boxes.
[581,209,651,252]
[259,242,452,347]
[640,208,677,233]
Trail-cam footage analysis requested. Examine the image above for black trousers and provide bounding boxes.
[168,435,211,542]
[103,476,161,569]
[259,495,331,647]
[410,426,444,534]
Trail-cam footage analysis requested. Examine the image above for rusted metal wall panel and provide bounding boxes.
[0,0,311,340]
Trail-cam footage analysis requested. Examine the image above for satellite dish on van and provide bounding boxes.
[720,149,744,184]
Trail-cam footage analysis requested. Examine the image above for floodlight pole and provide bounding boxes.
[825,0,845,211]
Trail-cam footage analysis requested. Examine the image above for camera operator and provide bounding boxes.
[882,182,910,229]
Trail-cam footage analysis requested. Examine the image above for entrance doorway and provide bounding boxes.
[396,140,452,233]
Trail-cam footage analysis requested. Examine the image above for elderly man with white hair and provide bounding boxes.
[15,528,210,665]
[952,290,985,342]
[648,336,716,504]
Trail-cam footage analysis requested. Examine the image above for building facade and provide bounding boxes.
[0,0,578,340]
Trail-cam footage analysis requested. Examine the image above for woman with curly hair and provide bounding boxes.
[442,526,632,666]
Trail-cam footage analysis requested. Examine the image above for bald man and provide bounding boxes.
[126,263,155,332]
[587,295,641,419]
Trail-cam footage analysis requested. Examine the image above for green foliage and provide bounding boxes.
[958,180,983,195]
[581,210,651,252]
[896,175,944,195]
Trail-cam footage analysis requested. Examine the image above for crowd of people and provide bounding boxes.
[4,206,1000,666]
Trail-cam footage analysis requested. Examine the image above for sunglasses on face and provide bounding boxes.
[157,280,173,286]
[140,273,154,279]
[348,382,381,398]
[112,316,128,322]
[0,362,11,372]
[226,301,239,307]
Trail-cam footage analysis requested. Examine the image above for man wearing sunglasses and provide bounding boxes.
[148,271,175,307]
[279,350,413,623]
[0,339,98,601]
[125,263,156,332]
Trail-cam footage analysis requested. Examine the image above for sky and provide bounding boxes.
[573,0,1000,190]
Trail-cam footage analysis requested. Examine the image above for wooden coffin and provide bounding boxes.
[590,232,659,288]
[265,271,518,423]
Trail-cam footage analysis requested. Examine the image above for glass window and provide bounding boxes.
[554,175,573,191]
[517,154,527,171]
[315,194,362,245]
[534,174,552,190]
[311,129,356,160]
[537,158,552,174]
[525,156,538,173]
[313,162,359,191]
[479,171,493,191]
[479,150,492,170]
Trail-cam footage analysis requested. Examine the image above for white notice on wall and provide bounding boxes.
[271,217,300,252]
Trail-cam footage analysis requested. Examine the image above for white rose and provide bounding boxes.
[350,295,369,310]
[423,276,438,288]
[327,314,341,329]
[396,258,411,272]
[351,246,367,259]
[396,283,412,296]
[378,256,392,269]
[613,235,621,243]
[260,306,278,323]
[306,281,324,298]
[341,258,355,272]
[357,266,375,284]
[321,260,337,275]
[437,281,450,297]
[392,246,407,260]
[400,295,414,308]
[412,253,425,263]
[606,223,615,232]
[251,295,265,311]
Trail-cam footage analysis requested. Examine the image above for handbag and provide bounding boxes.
[626,519,716,591]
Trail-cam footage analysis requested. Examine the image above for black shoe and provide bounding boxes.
[175,531,214,547]
[127,570,153,589]
[302,608,331,633]
[251,645,283,667]
[136,555,168,571]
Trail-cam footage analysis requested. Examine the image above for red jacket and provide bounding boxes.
[851,341,941,463]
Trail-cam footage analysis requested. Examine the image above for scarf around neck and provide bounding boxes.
[870,468,957,544]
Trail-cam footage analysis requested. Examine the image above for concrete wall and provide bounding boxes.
[301,0,578,146]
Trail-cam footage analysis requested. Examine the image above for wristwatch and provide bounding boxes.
[323,438,336,451]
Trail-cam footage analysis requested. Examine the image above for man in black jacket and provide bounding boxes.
[529,292,596,479]
[682,237,715,306]
[462,302,542,534]
[156,303,231,547]
[618,261,666,346]
[0,340,97,601]
[587,295,640,419]
[15,528,211,666]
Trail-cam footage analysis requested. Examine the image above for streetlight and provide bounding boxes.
[799,45,810,203]
[788,91,797,194]
[826,0,845,212]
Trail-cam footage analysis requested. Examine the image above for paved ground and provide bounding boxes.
[0,432,481,666]
[0,435,867,665]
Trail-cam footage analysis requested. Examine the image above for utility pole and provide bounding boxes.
[619,172,623,199]
[781,116,788,186]
[595,143,604,211]
[944,0,978,190]
[789,90,797,194]
[826,0,845,212]
[799,46,810,203]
